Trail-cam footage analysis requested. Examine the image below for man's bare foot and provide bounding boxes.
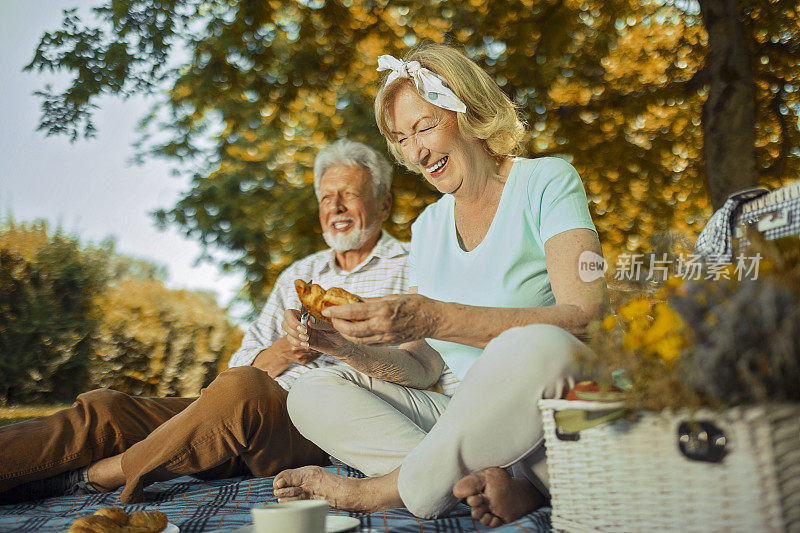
[273,466,403,512]
[87,455,125,493]
[453,467,546,528]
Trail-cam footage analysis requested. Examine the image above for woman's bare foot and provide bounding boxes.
[453,467,546,528]
[273,466,403,512]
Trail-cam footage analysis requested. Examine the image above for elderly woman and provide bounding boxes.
[273,43,605,527]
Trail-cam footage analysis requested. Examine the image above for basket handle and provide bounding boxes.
[553,407,628,440]
[677,421,728,463]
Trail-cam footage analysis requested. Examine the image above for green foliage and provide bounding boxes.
[0,219,241,404]
[0,222,106,404]
[26,0,800,311]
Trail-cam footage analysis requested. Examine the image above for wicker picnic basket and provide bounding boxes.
[539,399,800,532]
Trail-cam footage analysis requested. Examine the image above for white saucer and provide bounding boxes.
[232,515,360,532]
[326,516,360,532]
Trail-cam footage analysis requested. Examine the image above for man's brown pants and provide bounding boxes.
[0,366,328,503]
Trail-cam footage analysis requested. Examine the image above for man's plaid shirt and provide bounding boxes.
[228,231,460,395]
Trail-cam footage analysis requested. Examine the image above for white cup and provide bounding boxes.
[251,500,329,533]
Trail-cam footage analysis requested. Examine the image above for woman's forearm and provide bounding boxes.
[432,300,599,348]
[337,343,441,389]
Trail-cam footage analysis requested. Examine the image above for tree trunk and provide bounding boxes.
[698,0,757,209]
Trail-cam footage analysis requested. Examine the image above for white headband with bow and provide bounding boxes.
[377,54,467,113]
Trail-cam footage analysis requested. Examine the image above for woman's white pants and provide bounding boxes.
[286,324,586,518]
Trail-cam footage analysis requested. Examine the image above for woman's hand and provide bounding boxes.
[322,294,440,345]
[282,309,352,358]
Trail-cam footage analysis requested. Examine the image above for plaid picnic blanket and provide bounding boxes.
[0,465,551,532]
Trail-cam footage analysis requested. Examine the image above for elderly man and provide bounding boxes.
[0,139,427,504]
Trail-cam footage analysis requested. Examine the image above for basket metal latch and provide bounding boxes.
[734,208,791,238]
[677,421,728,463]
[756,208,791,232]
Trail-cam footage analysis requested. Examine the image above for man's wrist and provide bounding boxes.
[252,348,292,376]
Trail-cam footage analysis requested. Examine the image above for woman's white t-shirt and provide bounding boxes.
[407,157,597,380]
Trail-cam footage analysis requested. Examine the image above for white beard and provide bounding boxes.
[323,222,380,252]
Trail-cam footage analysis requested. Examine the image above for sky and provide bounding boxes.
[0,0,245,317]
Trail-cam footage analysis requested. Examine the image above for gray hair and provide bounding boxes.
[313,139,393,199]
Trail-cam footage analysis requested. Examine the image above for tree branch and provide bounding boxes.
[532,0,564,24]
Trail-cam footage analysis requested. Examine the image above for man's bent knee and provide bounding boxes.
[75,388,136,415]
[203,366,284,409]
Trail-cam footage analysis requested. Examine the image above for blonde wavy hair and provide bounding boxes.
[374,42,526,171]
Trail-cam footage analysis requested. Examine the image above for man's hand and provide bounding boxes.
[251,335,321,377]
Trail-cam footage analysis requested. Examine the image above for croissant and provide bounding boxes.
[295,280,360,322]
[69,515,127,533]
[69,508,168,533]
[128,510,168,532]
[93,507,128,525]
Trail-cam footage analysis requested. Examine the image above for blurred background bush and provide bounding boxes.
[0,218,242,405]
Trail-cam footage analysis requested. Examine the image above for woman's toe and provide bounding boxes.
[470,504,489,520]
[466,494,485,507]
[453,474,483,499]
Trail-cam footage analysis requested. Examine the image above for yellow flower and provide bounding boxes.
[642,319,671,346]
[602,315,618,331]
[623,332,643,351]
[648,335,686,363]
[628,315,652,336]
[632,302,690,363]
[617,300,690,363]
[623,315,652,351]
[619,298,652,322]
[649,302,684,332]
